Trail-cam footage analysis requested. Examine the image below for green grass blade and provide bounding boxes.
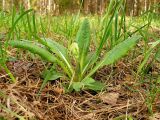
[1,64,16,83]
[0,103,25,120]
[8,9,33,40]
[32,11,37,35]
[0,40,16,83]
[26,13,32,39]
[137,40,160,74]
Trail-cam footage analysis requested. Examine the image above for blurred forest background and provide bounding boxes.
[1,0,160,16]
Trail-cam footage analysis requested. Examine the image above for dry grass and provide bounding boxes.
[1,56,159,120]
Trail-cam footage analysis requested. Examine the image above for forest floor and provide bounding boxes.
[0,56,160,120]
[0,39,160,120]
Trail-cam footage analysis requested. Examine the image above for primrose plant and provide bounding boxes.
[9,19,141,92]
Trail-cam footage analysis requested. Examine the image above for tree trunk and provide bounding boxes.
[53,1,56,13]
[100,0,104,14]
[126,0,134,16]
[146,0,150,11]
[48,0,52,13]
[92,0,98,14]
[28,0,31,9]
[159,7,160,15]
[83,0,89,14]
[2,0,5,11]
[144,0,147,12]
[136,0,141,16]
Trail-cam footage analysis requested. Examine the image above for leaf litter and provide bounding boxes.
[0,49,160,119]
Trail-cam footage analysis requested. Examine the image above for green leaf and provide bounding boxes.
[42,38,69,61]
[39,68,63,94]
[81,77,95,85]
[86,81,105,91]
[82,77,105,91]
[102,35,141,66]
[63,83,74,93]
[72,82,83,92]
[82,52,96,75]
[86,35,141,78]
[71,78,105,92]
[76,19,91,69]
[8,57,17,62]
[9,40,56,62]
[41,38,73,74]
[42,69,63,81]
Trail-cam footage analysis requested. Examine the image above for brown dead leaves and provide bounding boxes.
[100,92,120,105]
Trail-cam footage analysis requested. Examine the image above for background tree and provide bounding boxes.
[1,0,159,16]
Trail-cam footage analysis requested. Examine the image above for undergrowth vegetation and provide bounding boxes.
[0,0,160,119]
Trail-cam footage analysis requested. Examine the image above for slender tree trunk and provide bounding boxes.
[126,0,131,16]
[136,0,141,16]
[39,0,42,14]
[92,0,98,14]
[28,0,31,9]
[2,0,5,11]
[11,0,13,8]
[153,0,157,13]
[83,0,89,14]
[126,0,134,16]
[144,0,147,12]
[147,0,150,11]
[159,2,160,14]
[94,0,98,14]
[2,0,159,16]
[89,0,94,14]
[53,1,56,14]
[48,0,52,13]
[100,0,104,14]
[45,0,47,14]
